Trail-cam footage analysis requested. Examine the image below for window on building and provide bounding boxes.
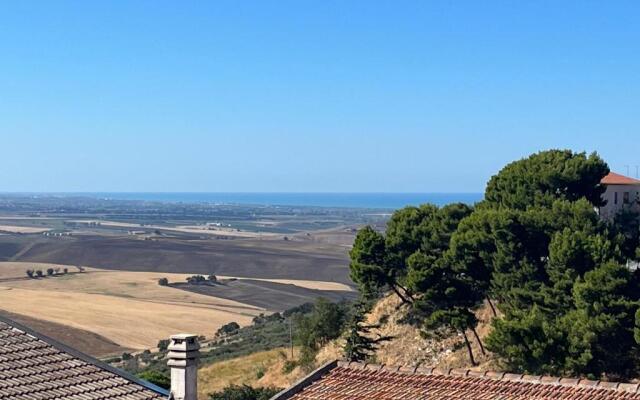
[624,192,630,204]
[614,192,618,205]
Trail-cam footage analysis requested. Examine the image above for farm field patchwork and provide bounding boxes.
[0,262,355,350]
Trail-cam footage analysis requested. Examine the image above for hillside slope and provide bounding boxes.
[196,294,499,399]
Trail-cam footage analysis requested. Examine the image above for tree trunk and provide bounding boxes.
[486,296,497,317]
[462,331,477,366]
[471,327,486,355]
[390,284,412,304]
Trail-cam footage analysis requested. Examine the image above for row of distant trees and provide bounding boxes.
[157,274,218,286]
[26,267,68,278]
[25,265,85,279]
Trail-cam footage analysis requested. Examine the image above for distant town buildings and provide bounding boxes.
[599,172,640,220]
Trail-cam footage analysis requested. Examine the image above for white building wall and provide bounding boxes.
[599,184,640,220]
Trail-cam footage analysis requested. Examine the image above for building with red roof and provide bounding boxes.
[599,172,640,220]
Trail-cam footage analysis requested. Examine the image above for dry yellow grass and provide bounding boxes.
[0,262,263,349]
[197,348,302,399]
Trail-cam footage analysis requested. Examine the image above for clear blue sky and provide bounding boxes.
[1,1,639,192]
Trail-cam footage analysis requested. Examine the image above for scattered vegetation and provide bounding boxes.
[208,384,280,400]
[157,277,169,286]
[120,302,321,379]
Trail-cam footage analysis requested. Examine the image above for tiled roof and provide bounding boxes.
[601,172,640,185]
[272,360,640,400]
[0,315,167,400]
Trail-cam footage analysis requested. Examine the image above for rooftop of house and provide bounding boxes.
[601,172,640,186]
[271,360,640,400]
[0,315,168,400]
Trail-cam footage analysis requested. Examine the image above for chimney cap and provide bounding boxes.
[169,334,200,354]
[171,333,198,340]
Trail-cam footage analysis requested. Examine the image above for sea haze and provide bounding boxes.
[59,193,483,209]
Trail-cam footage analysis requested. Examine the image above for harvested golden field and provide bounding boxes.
[0,225,51,234]
[0,262,263,349]
[0,262,74,280]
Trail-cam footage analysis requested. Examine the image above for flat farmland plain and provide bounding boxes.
[0,234,352,284]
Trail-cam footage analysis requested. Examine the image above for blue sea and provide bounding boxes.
[73,192,483,210]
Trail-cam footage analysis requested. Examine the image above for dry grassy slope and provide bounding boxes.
[195,295,499,400]
[358,294,498,370]
[197,348,306,400]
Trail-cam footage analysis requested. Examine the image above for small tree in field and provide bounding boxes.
[35,270,43,278]
[46,268,54,276]
[26,270,34,278]
[158,277,169,286]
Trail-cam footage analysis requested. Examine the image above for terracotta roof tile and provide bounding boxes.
[0,317,166,400]
[601,172,640,185]
[277,361,640,400]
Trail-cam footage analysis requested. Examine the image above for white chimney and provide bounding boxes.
[167,333,200,400]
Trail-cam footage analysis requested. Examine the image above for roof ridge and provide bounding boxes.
[336,360,640,393]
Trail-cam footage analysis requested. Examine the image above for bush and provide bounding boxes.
[294,298,348,368]
[208,274,217,283]
[138,370,170,390]
[216,322,240,337]
[63,268,68,274]
[208,385,280,400]
[122,352,133,360]
[157,339,170,352]
[282,360,297,374]
[158,277,169,286]
[26,270,34,278]
[35,270,43,278]
[186,275,207,284]
[46,268,54,276]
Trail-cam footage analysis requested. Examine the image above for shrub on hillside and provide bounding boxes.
[186,275,207,284]
[137,370,170,390]
[46,268,54,276]
[208,385,280,400]
[158,277,169,286]
[26,269,34,278]
[216,322,240,337]
[157,339,170,352]
[35,270,43,278]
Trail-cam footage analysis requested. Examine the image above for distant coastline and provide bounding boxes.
[11,192,484,210]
